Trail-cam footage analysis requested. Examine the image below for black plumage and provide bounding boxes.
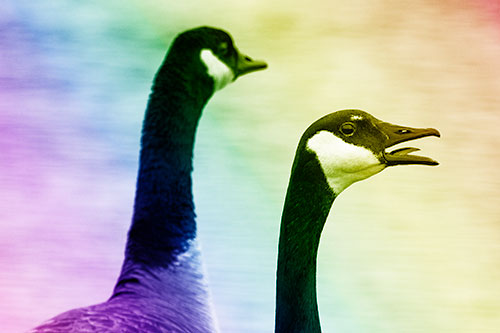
[275,110,439,332]
[31,26,266,333]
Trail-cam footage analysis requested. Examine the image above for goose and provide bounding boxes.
[274,109,440,332]
[31,26,267,333]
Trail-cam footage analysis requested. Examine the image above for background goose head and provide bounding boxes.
[157,26,267,93]
[291,109,440,196]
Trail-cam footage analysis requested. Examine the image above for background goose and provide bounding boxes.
[30,26,266,332]
[275,109,440,332]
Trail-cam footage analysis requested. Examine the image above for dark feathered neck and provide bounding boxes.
[123,55,214,268]
[275,151,336,333]
[109,57,218,329]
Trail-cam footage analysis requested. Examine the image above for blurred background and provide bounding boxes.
[1,0,500,332]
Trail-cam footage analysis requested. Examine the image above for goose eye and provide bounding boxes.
[340,122,356,136]
[218,42,230,57]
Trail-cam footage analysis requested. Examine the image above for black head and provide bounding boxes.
[164,26,267,91]
[295,109,440,194]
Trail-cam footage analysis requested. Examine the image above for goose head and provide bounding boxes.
[297,109,440,195]
[165,26,267,92]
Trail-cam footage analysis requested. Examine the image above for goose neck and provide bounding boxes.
[275,163,335,332]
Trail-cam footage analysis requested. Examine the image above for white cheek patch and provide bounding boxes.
[306,130,386,195]
[200,49,235,91]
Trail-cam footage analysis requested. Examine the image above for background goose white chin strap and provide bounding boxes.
[200,49,235,91]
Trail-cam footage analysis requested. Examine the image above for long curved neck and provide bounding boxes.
[122,59,213,269]
[275,156,336,333]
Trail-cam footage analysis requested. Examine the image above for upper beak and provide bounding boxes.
[234,49,267,78]
[375,120,441,166]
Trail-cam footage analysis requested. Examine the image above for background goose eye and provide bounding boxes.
[340,122,356,136]
[218,42,230,57]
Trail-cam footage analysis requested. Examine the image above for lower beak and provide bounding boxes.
[376,121,441,166]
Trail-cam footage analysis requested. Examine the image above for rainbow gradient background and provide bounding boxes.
[1,0,500,332]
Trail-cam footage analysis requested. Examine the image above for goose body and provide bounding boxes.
[275,109,440,332]
[31,26,266,333]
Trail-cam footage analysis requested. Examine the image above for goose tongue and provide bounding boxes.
[375,121,440,166]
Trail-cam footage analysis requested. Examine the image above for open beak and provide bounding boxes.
[376,120,440,166]
[234,49,267,78]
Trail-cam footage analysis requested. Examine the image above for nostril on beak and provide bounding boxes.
[244,56,252,61]
[397,129,411,134]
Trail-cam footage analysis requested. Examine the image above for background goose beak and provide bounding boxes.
[234,49,267,78]
[376,121,441,166]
